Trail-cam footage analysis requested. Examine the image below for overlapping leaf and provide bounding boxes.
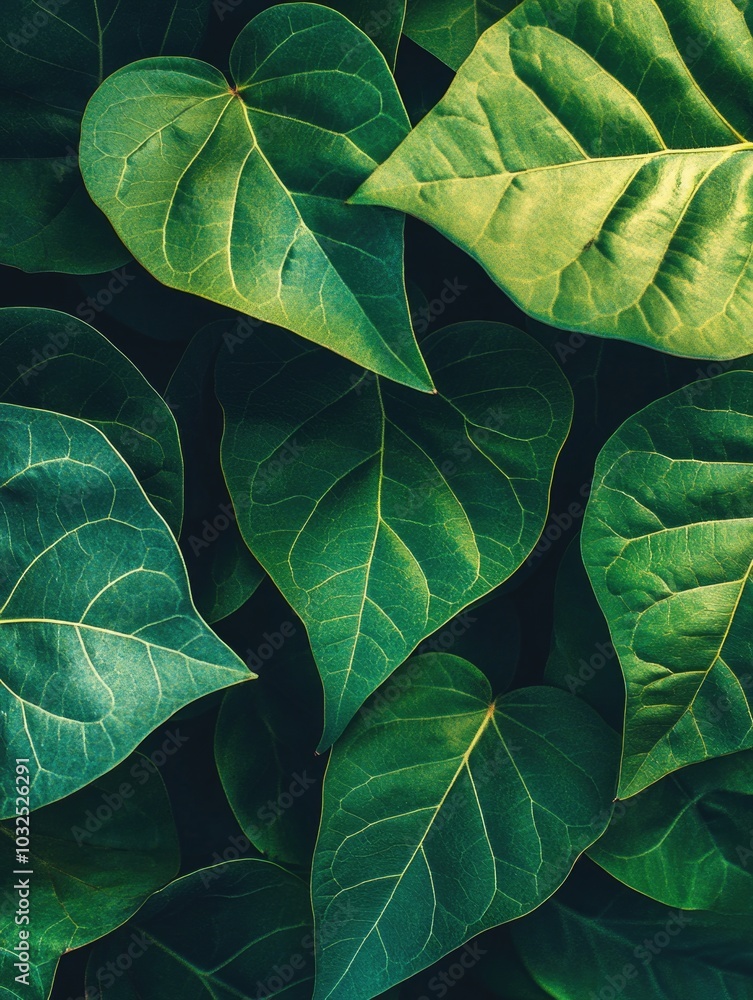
[80,3,432,390]
[582,371,753,797]
[0,754,178,1000]
[544,537,624,732]
[0,0,210,273]
[510,861,753,999]
[312,654,619,1000]
[0,403,250,817]
[0,307,183,533]
[589,751,753,915]
[85,860,313,1000]
[404,0,519,68]
[356,0,753,360]
[166,321,263,621]
[217,319,572,746]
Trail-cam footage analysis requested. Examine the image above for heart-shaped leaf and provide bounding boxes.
[589,750,753,915]
[356,0,753,360]
[582,370,753,797]
[0,307,183,534]
[312,654,620,1000]
[0,753,178,1000]
[0,403,250,817]
[80,3,432,391]
[0,0,210,273]
[217,320,572,746]
[85,859,313,1000]
[404,0,519,69]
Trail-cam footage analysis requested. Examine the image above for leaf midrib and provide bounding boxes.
[321,699,497,997]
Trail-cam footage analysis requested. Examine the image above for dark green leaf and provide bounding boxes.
[0,753,178,1000]
[312,654,619,1000]
[216,678,322,869]
[0,307,183,534]
[0,0,210,273]
[404,0,520,69]
[589,750,753,915]
[510,860,753,999]
[217,320,572,746]
[544,537,624,732]
[85,859,313,1000]
[166,321,264,622]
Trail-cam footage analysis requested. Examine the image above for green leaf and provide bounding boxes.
[80,3,432,391]
[356,0,753,361]
[324,0,406,67]
[510,860,753,999]
[0,403,250,817]
[589,750,753,916]
[544,537,624,732]
[0,753,179,1000]
[166,321,264,622]
[312,654,620,1000]
[85,859,313,1000]
[0,0,210,273]
[217,319,572,747]
[216,677,322,868]
[404,0,520,69]
[582,370,753,797]
[0,307,183,534]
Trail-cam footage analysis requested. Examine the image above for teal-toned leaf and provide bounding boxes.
[582,370,753,797]
[217,320,572,747]
[0,307,183,534]
[85,859,313,1000]
[0,403,250,817]
[510,860,753,999]
[356,0,753,360]
[216,677,322,869]
[589,750,753,915]
[0,0,210,273]
[0,753,178,1000]
[544,537,624,732]
[166,321,264,622]
[312,654,619,1000]
[404,0,520,69]
[80,3,432,391]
